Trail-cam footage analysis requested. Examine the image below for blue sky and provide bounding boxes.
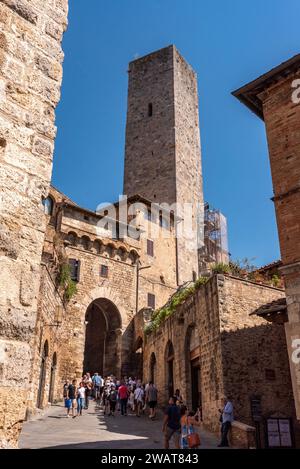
[52,0,300,267]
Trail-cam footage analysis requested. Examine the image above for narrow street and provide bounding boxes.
[19,402,219,449]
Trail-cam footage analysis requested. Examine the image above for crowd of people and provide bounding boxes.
[63,374,158,419]
[63,373,233,449]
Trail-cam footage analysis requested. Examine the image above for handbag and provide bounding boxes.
[187,432,201,448]
[186,417,201,448]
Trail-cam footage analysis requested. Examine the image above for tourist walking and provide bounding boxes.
[134,384,144,417]
[218,396,234,447]
[118,381,129,416]
[108,385,118,416]
[77,382,86,416]
[162,396,181,449]
[67,379,77,418]
[180,406,201,449]
[146,382,158,420]
[63,380,71,417]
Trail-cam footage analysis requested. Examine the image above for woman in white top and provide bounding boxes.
[77,382,86,416]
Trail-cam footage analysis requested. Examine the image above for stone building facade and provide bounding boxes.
[142,274,300,447]
[0,0,68,448]
[233,54,300,419]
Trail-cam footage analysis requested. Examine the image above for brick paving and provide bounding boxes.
[19,401,220,449]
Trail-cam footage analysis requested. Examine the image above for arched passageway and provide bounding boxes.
[83,298,122,377]
[133,336,143,380]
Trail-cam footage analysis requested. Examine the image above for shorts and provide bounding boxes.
[65,398,72,409]
[110,401,116,412]
[165,427,181,445]
[149,401,157,409]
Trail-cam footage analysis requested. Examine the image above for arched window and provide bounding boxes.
[68,232,77,246]
[81,236,90,250]
[42,196,54,216]
[148,103,153,117]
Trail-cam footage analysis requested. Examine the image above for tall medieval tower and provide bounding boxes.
[124,45,203,285]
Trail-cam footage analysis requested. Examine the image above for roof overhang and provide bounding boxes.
[232,54,300,120]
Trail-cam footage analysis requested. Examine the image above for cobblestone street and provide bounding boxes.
[19,402,219,449]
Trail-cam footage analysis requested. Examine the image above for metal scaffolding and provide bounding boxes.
[199,203,229,273]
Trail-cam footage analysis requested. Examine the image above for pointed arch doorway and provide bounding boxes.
[83,298,122,377]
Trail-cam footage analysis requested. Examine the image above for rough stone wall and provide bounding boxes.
[261,75,300,419]
[218,275,300,446]
[173,47,203,284]
[28,264,66,414]
[143,276,224,432]
[0,0,68,447]
[124,45,203,285]
[143,275,299,445]
[124,46,176,203]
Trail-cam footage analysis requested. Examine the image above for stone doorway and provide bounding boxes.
[166,341,174,399]
[37,340,49,409]
[83,298,122,377]
[150,352,156,384]
[48,352,57,404]
[191,358,201,414]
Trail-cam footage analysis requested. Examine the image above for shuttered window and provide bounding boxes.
[100,265,108,278]
[147,239,154,257]
[69,259,80,282]
[148,293,155,309]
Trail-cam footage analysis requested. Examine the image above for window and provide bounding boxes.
[148,103,153,117]
[100,265,108,278]
[193,271,197,282]
[144,209,152,222]
[69,259,80,282]
[42,196,54,216]
[159,213,169,229]
[147,239,154,257]
[148,293,155,309]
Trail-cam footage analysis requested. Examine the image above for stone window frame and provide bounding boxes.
[147,239,154,257]
[69,258,81,282]
[147,292,155,309]
[100,264,109,278]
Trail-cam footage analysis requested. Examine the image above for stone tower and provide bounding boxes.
[124,45,203,285]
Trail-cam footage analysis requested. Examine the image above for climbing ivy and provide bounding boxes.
[58,263,77,302]
[144,276,209,335]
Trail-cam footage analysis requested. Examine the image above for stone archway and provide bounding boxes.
[83,298,122,377]
[133,336,143,380]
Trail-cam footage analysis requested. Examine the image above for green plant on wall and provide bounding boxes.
[145,276,209,335]
[58,263,77,302]
[212,263,231,274]
[271,274,280,288]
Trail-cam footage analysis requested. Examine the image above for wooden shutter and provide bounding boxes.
[148,293,155,309]
[147,239,154,257]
